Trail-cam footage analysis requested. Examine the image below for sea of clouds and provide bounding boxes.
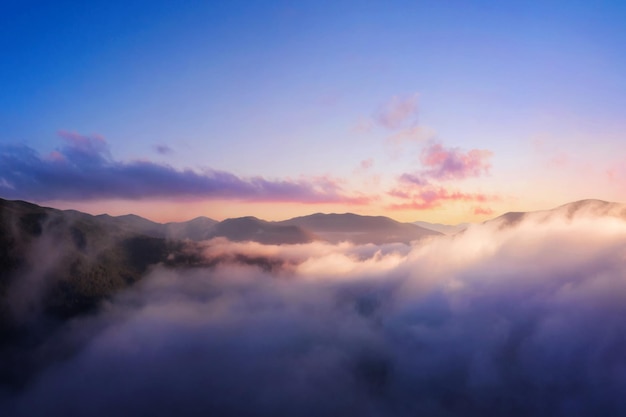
[3,210,626,416]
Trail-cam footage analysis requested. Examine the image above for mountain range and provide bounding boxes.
[1,197,624,351]
[412,221,469,235]
[0,198,439,340]
[1,196,626,392]
[84,207,441,245]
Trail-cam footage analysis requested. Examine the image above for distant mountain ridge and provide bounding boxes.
[67,207,442,245]
[0,198,443,341]
[280,212,440,244]
[1,197,625,352]
[0,198,173,338]
[490,199,626,229]
[94,213,218,240]
[208,216,316,245]
[413,221,469,236]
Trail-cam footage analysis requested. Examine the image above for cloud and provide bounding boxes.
[398,172,429,186]
[0,133,369,204]
[3,207,626,416]
[417,141,492,182]
[352,158,374,176]
[386,126,436,146]
[153,145,174,155]
[359,159,374,170]
[375,94,419,130]
[473,206,494,216]
[387,142,495,210]
[388,185,490,210]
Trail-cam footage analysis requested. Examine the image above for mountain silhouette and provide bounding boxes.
[413,221,469,235]
[2,197,624,346]
[490,199,626,229]
[280,212,440,244]
[208,216,316,244]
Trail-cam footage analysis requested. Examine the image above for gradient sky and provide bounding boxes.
[2,0,625,223]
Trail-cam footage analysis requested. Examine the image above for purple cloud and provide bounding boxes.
[399,142,493,186]
[388,185,491,210]
[375,94,418,130]
[0,132,369,204]
[154,144,174,155]
[390,144,498,210]
[420,142,492,181]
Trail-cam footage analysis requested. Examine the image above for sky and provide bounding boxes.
[1,0,625,223]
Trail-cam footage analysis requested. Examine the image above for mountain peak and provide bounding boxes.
[279,212,439,244]
[489,199,626,229]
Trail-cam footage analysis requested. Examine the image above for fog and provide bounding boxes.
[3,211,626,416]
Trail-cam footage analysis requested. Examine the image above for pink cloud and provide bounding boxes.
[473,206,494,216]
[399,173,429,186]
[387,189,411,199]
[387,186,492,211]
[57,130,106,149]
[389,141,497,211]
[420,142,492,181]
[46,151,66,162]
[359,159,374,170]
[397,142,493,186]
[56,130,111,164]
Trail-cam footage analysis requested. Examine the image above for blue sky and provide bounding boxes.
[1,0,625,221]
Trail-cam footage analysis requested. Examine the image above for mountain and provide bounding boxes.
[95,211,440,246]
[164,217,218,240]
[2,197,625,387]
[96,213,165,237]
[1,201,449,329]
[208,216,315,245]
[4,196,623,334]
[280,213,440,244]
[0,198,321,381]
[0,199,175,338]
[413,221,469,235]
[95,213,218,240]
[490,199,626,229]
[1,198,448,330]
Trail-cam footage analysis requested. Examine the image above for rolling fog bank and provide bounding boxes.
[2,199,626,416]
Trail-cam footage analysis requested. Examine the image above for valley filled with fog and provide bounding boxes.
[2,199,626,416]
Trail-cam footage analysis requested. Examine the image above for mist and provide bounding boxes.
[3,210,626,416]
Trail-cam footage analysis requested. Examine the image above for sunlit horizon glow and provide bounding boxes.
[1,1,625,223]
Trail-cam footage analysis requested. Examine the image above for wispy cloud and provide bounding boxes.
[154,144,174,155]
[418,141,492,181]
[388,185,490,210]
[473,206,494,216]
[0,132,370,204]
[374,93,418,130]
[387,141,496,210]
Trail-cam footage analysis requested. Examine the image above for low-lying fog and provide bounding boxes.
[3,211,626,416]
